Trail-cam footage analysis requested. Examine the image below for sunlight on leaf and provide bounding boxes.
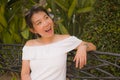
[77,7,94,13]
[54,0,68,11]
[21,28,29,39]
[58,23,69,34]
[68,0,77,19]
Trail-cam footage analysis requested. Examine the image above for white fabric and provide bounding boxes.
[22,36,82,80]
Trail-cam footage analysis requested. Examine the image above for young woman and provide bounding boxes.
[21,6,96,80]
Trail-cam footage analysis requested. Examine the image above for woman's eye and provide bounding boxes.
[45,16,49,19]
[36,22,41,25]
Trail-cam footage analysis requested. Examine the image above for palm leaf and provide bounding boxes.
[0,13,7,28]
[77,7,94,13]
[68,0,77,19]
[54,0,68,11]
[21,28,29,39]
[0,24,3,32]
[58,23,69,34]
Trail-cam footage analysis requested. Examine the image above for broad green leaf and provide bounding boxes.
[13,33,21,43]
[77,7,94,13]
[80,0,95,7]
[64,0,70,8]
[80,0,87,7]
[21,18,26,30]
[51,0,56,14]
[29,0,36,4]
[2,30,13,43]
[21,28,29,39]
[54,0,68,11]
[58,23,69,34]
[0,24,3,32]
[89,0,96,6]
[0,13,7,28]
[56,19,64,24]
[0,4,5,15]
[46,0,51,5]
[68,0,77,19]
[11,76,17,80]
[9,21,16,34]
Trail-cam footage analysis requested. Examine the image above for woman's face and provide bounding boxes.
[31,11,54,38]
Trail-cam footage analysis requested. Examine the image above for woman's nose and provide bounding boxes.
[42,20,49,27]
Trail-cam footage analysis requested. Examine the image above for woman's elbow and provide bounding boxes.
[92,44,96,51]
[88,43,96,51]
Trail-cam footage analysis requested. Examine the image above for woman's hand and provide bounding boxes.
[73,45,87,69]
[73,41,96,69]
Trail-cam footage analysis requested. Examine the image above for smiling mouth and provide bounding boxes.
[45,28,52,32]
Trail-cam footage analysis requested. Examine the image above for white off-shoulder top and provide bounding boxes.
[22,36,82,80]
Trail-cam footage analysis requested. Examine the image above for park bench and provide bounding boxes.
[0,44,120,80]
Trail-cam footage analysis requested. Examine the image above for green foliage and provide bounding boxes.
[46,0,95,36]
[0,0,119,53]
[81,0,120,53]
[46,0,120,53]
[0,0,38,44]
[11,77,17,80]
[68,0,77,19]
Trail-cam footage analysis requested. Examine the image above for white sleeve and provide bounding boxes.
[22,46,35,60]
[62,36,82,53]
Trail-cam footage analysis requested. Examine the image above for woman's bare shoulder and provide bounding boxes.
[24,39,38,46]
[55,34,71,40]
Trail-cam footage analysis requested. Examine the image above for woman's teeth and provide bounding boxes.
[45,28,51,32]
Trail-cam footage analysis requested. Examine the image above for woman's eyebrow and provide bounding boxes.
[34,14,48,23]
[34,19,41,24]
[44,14,48,17]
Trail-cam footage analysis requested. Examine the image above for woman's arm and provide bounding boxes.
[80,41,96,51]
[73,41,96,69]
[21,60,31,80]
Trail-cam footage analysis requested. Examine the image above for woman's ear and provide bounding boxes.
[30,28,36,33]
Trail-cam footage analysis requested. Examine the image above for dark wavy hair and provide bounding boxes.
[25,6,49,29]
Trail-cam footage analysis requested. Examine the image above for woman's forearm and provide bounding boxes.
[74,41,96,68]
[21,60,31,80]
[21,74,31,80]
[86,42,96,51]
[79,41,96,52]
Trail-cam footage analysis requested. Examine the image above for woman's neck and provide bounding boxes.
[40,35,55,44]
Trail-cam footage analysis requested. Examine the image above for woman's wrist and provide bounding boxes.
[78,44,88,50]
[83,44,89,49]
[77,41,89,50]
